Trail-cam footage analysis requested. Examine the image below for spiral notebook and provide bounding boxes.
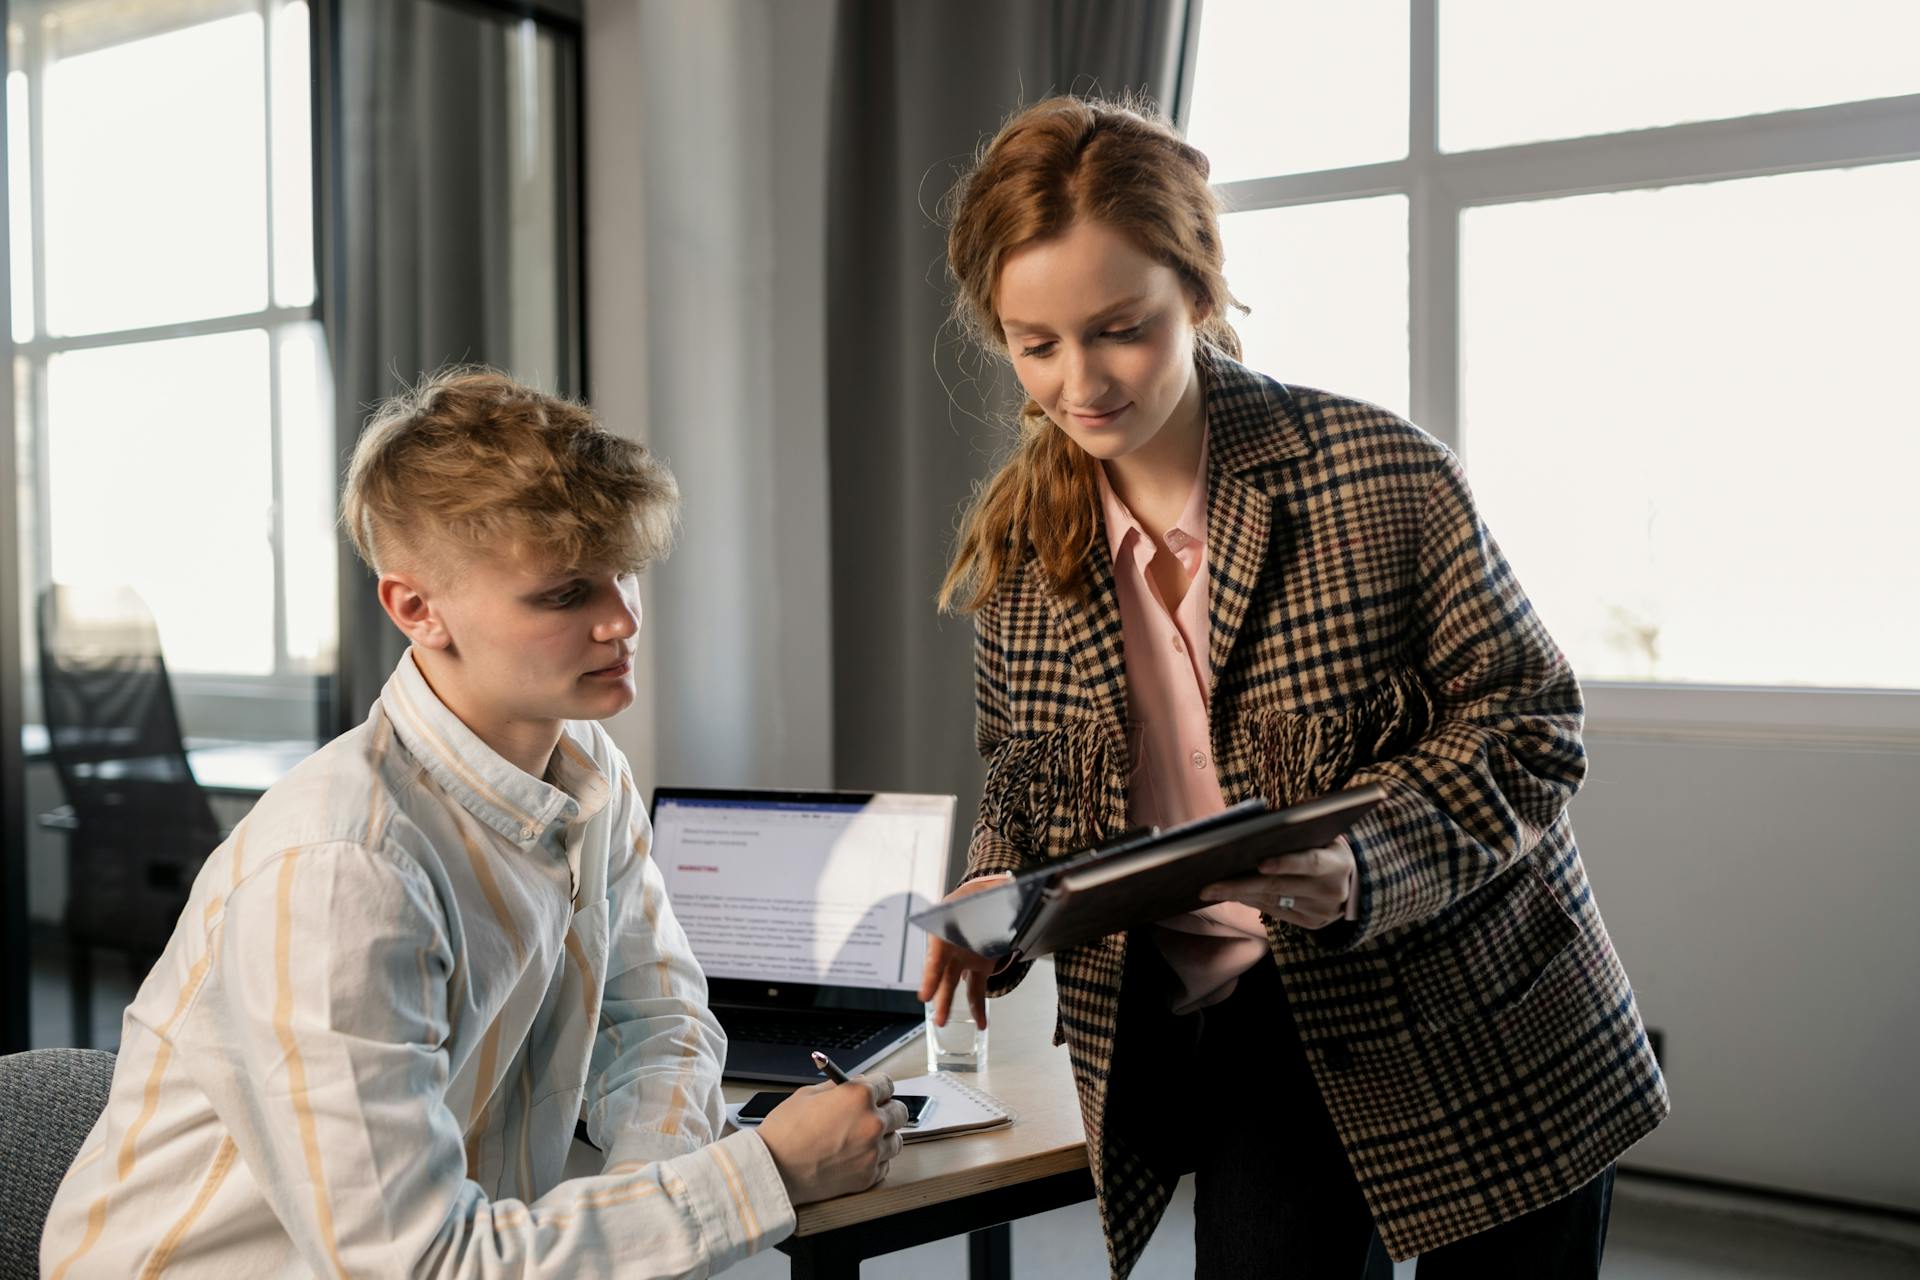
[893,1072,1015,1143]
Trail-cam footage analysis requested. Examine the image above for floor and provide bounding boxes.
[26,927,144,1051]
[27,942,1920,1278]
[727,1172,1920,1279]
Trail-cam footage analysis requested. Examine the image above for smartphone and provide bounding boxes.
[736,1091,932,1127]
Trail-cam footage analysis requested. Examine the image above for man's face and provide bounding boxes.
[422,553,640,737]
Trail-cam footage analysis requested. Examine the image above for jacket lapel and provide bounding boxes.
[1207,470,1272,683]
[1042,539,1130,754]
[1202,355,1315,684]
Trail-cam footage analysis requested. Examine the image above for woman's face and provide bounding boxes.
[994,219,1205,464]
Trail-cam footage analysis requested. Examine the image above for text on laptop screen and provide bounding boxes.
[651,793,953,990]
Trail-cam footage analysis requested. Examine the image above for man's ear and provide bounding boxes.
[378,571,450,650]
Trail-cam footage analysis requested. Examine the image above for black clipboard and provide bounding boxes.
[909,784,1384,962]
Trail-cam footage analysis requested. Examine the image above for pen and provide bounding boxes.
[810,1050,851,1084]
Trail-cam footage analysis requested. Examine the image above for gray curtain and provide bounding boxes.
[825,1,1190,877]
[325,0,516,731]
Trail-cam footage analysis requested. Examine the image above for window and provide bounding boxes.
[9,0,334,734]
[1184,0,1920,695]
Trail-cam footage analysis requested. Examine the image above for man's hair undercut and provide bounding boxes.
[341,367,679,578]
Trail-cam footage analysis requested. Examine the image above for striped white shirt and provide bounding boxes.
[42,650,793,1278]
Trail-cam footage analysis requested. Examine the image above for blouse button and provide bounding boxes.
[1171,635,1185,654]
[1190,750,1208,770]
[1166,529,1188,550]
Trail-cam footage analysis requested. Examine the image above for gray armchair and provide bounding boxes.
[0,1048,115,1280]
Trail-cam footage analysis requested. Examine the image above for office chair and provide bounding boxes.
[0,1047,115,1280]
[36,585,221,1047]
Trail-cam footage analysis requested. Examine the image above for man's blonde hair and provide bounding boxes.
[342,367,678,578]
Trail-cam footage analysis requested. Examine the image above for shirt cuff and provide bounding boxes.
[661,1128,795,1267]
[602,1124,709,1172]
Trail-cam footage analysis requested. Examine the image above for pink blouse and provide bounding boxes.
[1096,435,1272,1014]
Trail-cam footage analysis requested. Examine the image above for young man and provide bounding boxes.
[42,370,905,1278]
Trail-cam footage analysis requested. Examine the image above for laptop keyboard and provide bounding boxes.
[719,1009,904,1052]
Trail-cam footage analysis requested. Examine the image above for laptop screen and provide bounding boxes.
[651,789,954,992]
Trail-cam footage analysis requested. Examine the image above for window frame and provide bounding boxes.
[1179,0,1920,739]
[9,0,325,733]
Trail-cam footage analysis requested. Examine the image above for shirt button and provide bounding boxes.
[520,825,535,840]
[1171,635,1185,654]
[1166,530,1188,549]
[1190,750,1209,770]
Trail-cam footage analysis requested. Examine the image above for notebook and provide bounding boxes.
[894,1073,1016,1143]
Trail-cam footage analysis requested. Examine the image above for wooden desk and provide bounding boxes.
[724,960,1094,1280]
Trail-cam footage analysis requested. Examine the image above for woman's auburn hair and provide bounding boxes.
[937,94,1242,616]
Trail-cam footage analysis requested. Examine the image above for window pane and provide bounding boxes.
[1186,0,1407,183]
[1440,0,1920,153]
[13,357,38,716]
[1221,196,1409,418]
[42,14,267,334]
[46,330,275,675]
[504,17,563,386]
[277,322,336,671]
[7,70,32,343]
[270,1,315,308]
[1460,162,1920,689]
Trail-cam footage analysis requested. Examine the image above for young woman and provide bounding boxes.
[918,97,1669,1279]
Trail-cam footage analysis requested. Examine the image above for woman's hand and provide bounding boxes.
[1198,836,1353,929]
[915,874,1013,1030]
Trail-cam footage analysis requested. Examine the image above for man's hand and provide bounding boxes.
[756,1073,908,1204]
[915,874,1012,1031]
[1198,836,1353,929]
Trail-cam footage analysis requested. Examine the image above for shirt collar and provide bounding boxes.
[1095,426,1211,566]
[381,649,610,847]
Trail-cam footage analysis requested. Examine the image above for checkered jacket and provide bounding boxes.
[964,353,1670,1273]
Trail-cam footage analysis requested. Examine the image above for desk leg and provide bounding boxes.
[785,1223,1012,1280]
[781,1234,860,1280]
[777,1168,1093,1280]
[70,943,93,1049]
[968,1224,1011,1280]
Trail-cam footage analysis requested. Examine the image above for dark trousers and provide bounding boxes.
[1109,943,1613,1279]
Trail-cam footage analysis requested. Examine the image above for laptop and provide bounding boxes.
[650,786,956,1084]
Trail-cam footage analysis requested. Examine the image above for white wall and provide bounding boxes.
[583,0,835,794]
[1577,722,1920,1210]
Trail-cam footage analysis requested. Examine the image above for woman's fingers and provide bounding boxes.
[965,965,990,1030]
[1199,874,1343,919]
[1204,872,1324,900]
[917,939,951,1003]
[931,962,959,1026]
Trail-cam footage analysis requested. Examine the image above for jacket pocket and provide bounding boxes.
[1392,864,1578,1030]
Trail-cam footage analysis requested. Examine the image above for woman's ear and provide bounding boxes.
[1190,293,1214,326]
